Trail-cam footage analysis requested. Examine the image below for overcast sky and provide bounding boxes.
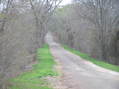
[60,0,72,6]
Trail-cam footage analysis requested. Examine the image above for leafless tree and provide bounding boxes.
[0,0,63,88]
[51,0,119,64]
[28,0,62,47]
[72,0,119,63]
[0,1,16,88]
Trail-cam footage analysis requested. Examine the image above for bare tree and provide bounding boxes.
[52,0,119,64]
[72,0,119,63]
[28,0,62,48]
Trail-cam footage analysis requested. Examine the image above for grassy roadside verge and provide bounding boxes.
[9,44,57,89]
[64,45,119,72]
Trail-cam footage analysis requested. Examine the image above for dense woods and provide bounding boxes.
[0,0,61,88]
[49,0,119,65]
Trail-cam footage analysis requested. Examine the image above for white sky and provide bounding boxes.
[60,0,72,6]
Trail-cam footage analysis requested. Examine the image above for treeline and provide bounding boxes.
[49,0,119,65]
[0,0,61,88]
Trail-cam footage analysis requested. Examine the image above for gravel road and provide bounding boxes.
[46,33,119,89]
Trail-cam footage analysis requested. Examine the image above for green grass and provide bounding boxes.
[9,44,57,89]
[63,45,119,72]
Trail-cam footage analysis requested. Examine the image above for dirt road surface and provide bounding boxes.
[45,33,119,89]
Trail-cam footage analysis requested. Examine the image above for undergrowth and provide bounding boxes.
[64,45,119,72]
[9,44,57,89]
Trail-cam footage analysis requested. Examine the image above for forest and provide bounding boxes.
[50,0,119,65]
[0,0,119,89]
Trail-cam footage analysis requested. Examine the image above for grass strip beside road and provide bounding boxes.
[9,44,57,89]
[64,45,119,72]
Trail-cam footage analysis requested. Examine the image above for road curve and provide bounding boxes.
[45,33,119,89]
